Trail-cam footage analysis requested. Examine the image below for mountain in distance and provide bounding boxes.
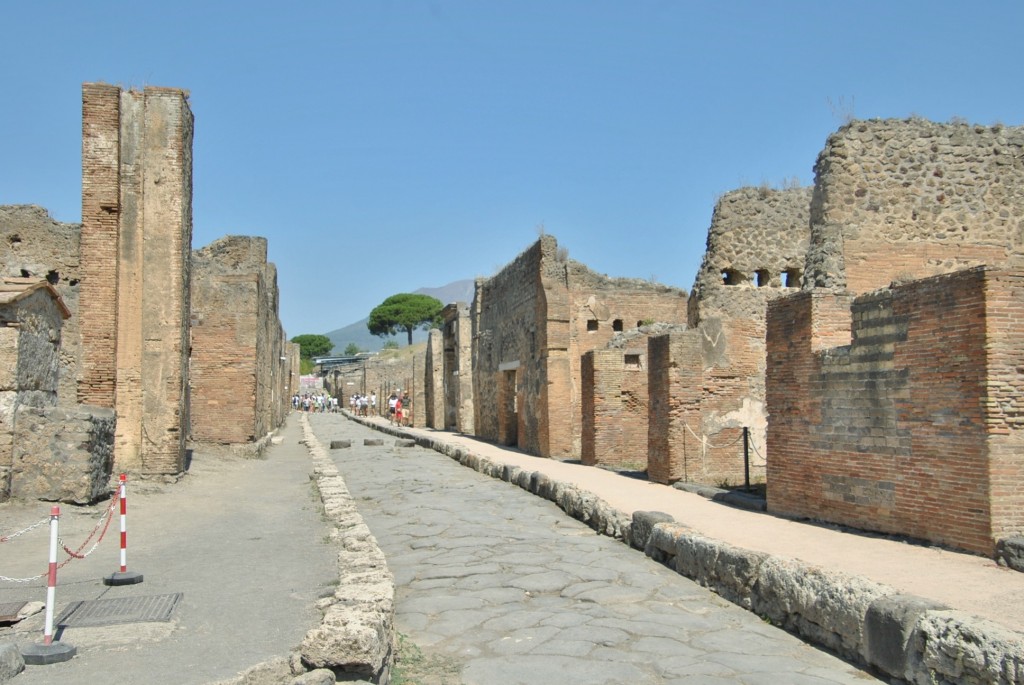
[323,279,476,354]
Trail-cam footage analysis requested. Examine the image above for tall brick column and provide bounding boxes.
[79,83,193,475]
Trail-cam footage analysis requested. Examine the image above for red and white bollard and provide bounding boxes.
[103,474,143,586]
[21,507,76,664]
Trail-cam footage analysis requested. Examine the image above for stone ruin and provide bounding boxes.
[767,119,1024,556]
[0,83,294,502]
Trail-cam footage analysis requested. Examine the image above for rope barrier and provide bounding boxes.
[682,421,746,450]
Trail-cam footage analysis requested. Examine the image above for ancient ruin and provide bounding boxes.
[79,83,194,475]
[0,83,294,501]
[767,119,1024,555]
[646,186,811,485]
[470,235,688,458]
[190,236,294,447]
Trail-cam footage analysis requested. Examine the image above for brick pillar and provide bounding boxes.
[78,83,122,408]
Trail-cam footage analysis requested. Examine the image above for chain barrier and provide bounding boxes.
[58,491,118,568]
[0,517,50,544]
[0,489,119,583]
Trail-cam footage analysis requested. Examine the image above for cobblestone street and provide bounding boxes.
[311,414,879,685]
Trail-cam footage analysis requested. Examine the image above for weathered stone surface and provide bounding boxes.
[299,416,395,682]
[864,594,949,677]
[300,603,391,673]
[908,611,1024,685]
[10,403,115,503]
[629,510,674,551]
[0,642,25,681]
[363,439,383,446]
[291,669,337,685]
[996,536,1024,572]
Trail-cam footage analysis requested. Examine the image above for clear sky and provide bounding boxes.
[3,1,1022,337]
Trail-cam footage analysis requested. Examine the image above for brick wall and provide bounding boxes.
[581,347,649,467]
[472,236,687,459]
[767,268,1024,555]
[190,236,289,445]
[79,83,121,408]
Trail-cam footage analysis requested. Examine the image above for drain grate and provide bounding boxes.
[0,601,28,623]
[56,592,182,628]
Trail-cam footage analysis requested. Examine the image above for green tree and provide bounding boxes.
[342,343,362,356]
[367,293,443,346]
[291,334,333,360]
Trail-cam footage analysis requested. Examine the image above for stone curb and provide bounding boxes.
[209,417,395,685]
[349,414,1024,685]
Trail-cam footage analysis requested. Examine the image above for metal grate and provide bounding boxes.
[56,592,182,628]
[0,601,28,623]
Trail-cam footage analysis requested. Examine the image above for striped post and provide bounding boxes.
[43,506,59,645]
[118,473,127,572]
[22,508,76,664]
[103,474,143,586]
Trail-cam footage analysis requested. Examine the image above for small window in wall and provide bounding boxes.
[782,268,802,288]
[755,269,769,287]
[612,319,623,332]
[721,269,743,286]
[624,354,642,370]
[587,319,599,332]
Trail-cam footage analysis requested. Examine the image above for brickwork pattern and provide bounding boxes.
[767,268,1024,555]
[78,83,193,474]
[473,236,687,459]
[78,83,121,408]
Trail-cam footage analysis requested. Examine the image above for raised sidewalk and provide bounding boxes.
[350,413,1024,685]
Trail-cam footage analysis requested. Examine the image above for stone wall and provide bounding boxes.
[644,187,810,485]
[425,328,443,428]
[0,206,82,404]
[11,404,115,503]
[767,267,1024,555]
[190,236,289,445]
[441,302,474,433]
[472,236,687,459]
[0,281,68,499]
[79,83,194,475]
[805,119,1024,294]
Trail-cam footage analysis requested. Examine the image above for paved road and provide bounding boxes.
[310,414,880,685]
[0,416,338,685]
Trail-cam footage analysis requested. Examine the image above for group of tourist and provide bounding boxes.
[292,393,338,413]
[348,392,376,416]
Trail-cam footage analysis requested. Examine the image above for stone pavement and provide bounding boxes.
[310,413,879,684]
[0,416,338,685]
[335,412,1024,684]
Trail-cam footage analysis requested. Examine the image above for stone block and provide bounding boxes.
[863,593,948,677]
[329,440,351,449]
[0,642,25,681]
[10,404,115,503]
[629,510,674,551]
[995,536,1024,572]
[363,439,383,447]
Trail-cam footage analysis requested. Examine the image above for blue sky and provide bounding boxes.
[3,1,1022,337]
